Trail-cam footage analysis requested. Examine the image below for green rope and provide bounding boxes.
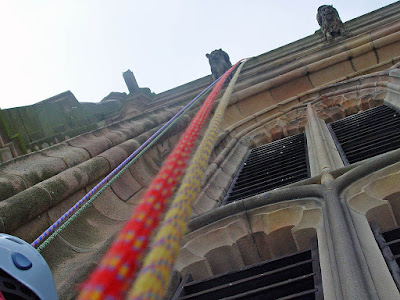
[37,87,212,253]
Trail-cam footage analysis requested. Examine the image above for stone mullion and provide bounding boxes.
[306,103,380,298]
[305,104,344,181]
[386,68,400,110]
[322,184,378,299]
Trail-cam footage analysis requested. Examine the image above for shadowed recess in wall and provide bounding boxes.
[172,239,322,300]
[328,104,400,165]
[224,133,310,203]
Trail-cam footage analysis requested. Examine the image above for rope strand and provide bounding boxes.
[78,62,241,300]
[128,60,246,299]
[31,77,219,250]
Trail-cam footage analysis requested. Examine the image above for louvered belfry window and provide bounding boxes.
[371,222,400,290]
[224,133,310,204]
[328,104,400,165]
[172,239,323,300]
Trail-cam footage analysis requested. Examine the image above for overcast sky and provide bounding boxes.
[0,0,397,109]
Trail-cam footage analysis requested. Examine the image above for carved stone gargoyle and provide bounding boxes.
[206,49,232,81]
[317,5,346,41]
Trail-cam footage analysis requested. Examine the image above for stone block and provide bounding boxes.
[126,119,154,136]
[98,146,129,170]
[221,105,244,130]
[75,157,110,184]
[0,152,67,187]
[384,192,400,226]
[236,235,261,265]
[235,91,275,118]
[204,178,227,203]
[268,226,298,257]
[291,208,322,250]
[36,167,89,207]
[129,157,156,188]
[220,154,245,178]
[108,123,134,140]
[212,168,232,191]
[42,143,90,167]
[134,127,156,145]
[11,212,52,243]
[117,121,138,137]
[231,118,257,137]
[352,51,378,71]
[126,188,145,205]
[213,131,230,152]
[365,173,400,200]
[276,98,301,112]
[92,127,126,146]
[348,42,373,58]
[143,146,162,172]
[110,170,143,202]
[52,204,122,251]
[156,138,174,160]
[213,137,233,161]
[203,163,218,184]
[0,147,13,163]
[252,232,273,260]
[86,180,135,221]
[0,187,52,232]
[117,139,141,155]
[147,110,170,126]
[377,41,400,63]
[205,244,245,275]
[67,132,113,157]
[0,172,27,201]
[309,61,354,87]
[192,191,218,216]
[179,257,213,281]
[271,76,313,102]
[47,189,86,223]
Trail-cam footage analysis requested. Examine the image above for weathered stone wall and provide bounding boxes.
[1,2,400,299]
[0,91,126,155]
[0,109,26,163]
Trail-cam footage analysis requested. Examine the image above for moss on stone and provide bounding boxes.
[38,177,69,206]
[0,173,27,201]
[76,157,110,184]
[0,187,52,232]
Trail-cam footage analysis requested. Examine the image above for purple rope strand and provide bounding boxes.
[31,78,220,248]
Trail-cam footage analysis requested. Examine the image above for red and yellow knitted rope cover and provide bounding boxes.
[78,62,240,300]
[128,60,246,300]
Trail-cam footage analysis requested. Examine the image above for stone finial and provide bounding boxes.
[123,69,139,93]
[206,49,232,81]
[317,5,346,41]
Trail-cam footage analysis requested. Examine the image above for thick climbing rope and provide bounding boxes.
[128,60,246,300]
[78,62,241,300]
[31,77,219,251]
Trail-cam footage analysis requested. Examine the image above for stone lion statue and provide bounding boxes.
[206,49,232,81]
[317,5,346,41]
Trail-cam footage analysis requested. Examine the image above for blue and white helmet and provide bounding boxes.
[0,234,58,300]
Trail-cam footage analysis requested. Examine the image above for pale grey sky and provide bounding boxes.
[0,0,397,109]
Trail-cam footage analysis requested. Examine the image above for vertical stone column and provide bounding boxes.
[322,184,377,299]
[305,104,344,182]
[305,104,378,298]
[385,68,400,109]
[123,69,140,93]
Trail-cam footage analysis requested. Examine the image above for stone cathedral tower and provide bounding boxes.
[2,2,400,299]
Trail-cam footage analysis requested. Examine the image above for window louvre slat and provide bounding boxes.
[174,243,322,300]
[371,222,400,291]
[224,133,309,203]
[328,105,400,165]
